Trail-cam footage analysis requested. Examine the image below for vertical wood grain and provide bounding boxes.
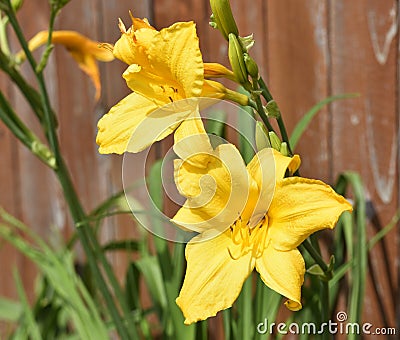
[9,0,58,302]
[0,0,398,336]
[266,0,331,182]
[96,0,153,280]
[330,0,398,329]
[0,81,20,302]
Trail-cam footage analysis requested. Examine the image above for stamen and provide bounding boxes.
[227,245,241,260]
[118,18,127,33]
[227,214,268,260]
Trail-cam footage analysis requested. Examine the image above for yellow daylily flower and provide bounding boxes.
[172,136,352,324]
[18,30,114,100]
[96,16,248,154]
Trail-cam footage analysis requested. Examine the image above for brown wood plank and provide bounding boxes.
[95,0,153,280]
[0,77,21,304]
[0,0,398,336]
[330,0,398,329]
[266,0,331,182]
[8,0,56,302]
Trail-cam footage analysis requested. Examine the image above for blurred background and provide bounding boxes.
[0,0,398,337]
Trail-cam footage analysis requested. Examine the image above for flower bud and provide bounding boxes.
[255,122,271,151]
[228,33,248,85]
[280,142,289,156]
[11,0,23,11]
[210,0,239,40]
[263,100,281,119]
[243,53,258,79]
[239,34,255,52]
[268,131,281,152]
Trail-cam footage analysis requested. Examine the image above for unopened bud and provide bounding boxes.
[11,0,23,11]
[228,33,248,85]
[210,0,239,40]
[209,14,218,29]
[243,53,259,79]
[255,122,271,151]
[31,140,57,169]
[268,131,281,151]
[264,100,281,119]
[280,142,289,156]
[239,34,255,52]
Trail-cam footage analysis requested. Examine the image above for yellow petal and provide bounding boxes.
[113,22,156,66]
[130,15,156,31]
[20,30,114,100]
[272,149,301,178]
[173,109,213,169]
[125,99,198,153]
[204,62,236,81]
[68,50,102,101]
[96,93,158,154]
[172,143,250,234]
[244,149,301,226]
[176,231,254,324]
[256,247,304,311]
[123,22,204,105]
[268,177,353,251]
[245,148,275,224]
[24,30,114,62]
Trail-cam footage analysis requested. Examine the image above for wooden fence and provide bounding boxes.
[0,0,398,336]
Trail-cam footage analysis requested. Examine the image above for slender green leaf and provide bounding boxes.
[102,239,140,252]
[135,255,168,311]
[368,208,400,250]
[335,172,367,340]
[237,276,253,340]
[222,309,232,340]
[290,93,359,150]
[14,269,42,340]
[205,109,226,137]
[0,213,109,340]
[253,278,281,340]
[0,297,21,322]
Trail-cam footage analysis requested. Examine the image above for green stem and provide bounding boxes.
[258,76,293,155]
[301,239,328,273]
[0,91,55,168]
[5,3,136,339]
[256,75,330,277]
[56,162,130,336]
[258,76,273,101]
[256,76,331,323]
[251,77,275,132]
[320,280,330,340]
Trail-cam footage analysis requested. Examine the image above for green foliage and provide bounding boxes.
[0,1,397,339]
[289,93,359,150]
[0,209,109,339]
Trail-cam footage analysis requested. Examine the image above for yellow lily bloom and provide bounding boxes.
[96,16,248,154]
[19,30,114,100]
[172,136,352,324]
